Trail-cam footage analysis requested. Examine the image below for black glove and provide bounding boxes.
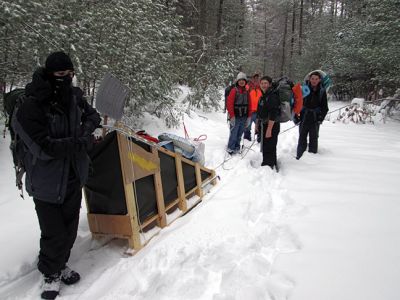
[293,114,301,125]
[75,135,94,152]
[287,80,294,88]
[80,121,96,137]
[317,115,324,124]
[229,117,235,127]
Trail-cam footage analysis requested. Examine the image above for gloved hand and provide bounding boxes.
[293,114,301,125]
[245,117,251,128]
[80,122,95,137]
[287,80,294,88]
[229,117,235,127]
[317,115,324,124]
[75,135,94,152]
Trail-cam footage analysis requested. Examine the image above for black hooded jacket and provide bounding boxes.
[256,87,280,122]
[12,68,101,203]
[301,83,328,123]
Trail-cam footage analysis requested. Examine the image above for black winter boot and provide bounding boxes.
[61,266,80,285]
[41,273,61,299]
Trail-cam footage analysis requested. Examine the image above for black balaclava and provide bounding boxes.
[45,51,74,106]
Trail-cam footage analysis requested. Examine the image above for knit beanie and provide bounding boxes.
[45,51,74,73]
[236,72,247,82]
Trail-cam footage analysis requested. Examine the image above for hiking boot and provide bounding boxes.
[244,135,251,141]
[61,266,80,285]
[41,273,61,299]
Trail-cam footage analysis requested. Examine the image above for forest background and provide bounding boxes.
[1,0,399,126]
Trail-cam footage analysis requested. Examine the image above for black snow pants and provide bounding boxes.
[296,116,320,159]
[261,121,280,168]
[34,173,82,276]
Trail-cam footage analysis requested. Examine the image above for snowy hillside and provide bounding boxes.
[1,101,400,300]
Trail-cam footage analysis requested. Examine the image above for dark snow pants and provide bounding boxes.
[261,121,280,168]
[296,120,320,159]
[34,176,82,276]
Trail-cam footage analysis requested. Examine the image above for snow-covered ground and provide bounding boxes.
[1,97,400,300]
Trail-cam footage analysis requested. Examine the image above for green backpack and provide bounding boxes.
[274,78,293,123]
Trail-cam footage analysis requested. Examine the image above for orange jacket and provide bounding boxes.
[249,88,262,113]
[292,83,303,115]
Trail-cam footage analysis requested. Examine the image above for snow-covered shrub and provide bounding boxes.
[336,90,400,124]
[351,98,365,108]
[336,104,373,124]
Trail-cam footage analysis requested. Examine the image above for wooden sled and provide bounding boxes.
[83,127,217,253]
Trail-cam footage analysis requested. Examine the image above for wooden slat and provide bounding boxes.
[211,170,218,185]
[194,163,204,198]
[152,147,167,228]
[140,214,159,229]
[87,214,133,236]
[165,198,180,212]
[175,154,188,212]
[185,187,198,198]
[117,133,142,250]
[157,146,177,157]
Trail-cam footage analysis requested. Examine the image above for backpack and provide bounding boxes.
[4,88,25,139]
[233,87,249,117]
[274,78,293,123]
[3,89,28,198]
[256,78,293,123]
[224,84,235,111]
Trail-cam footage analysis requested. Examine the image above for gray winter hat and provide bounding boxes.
[236,72,247,82]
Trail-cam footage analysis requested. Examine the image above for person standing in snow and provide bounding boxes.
[226,72,251,154]
[247,72,260,91]
[255,76,280,169]
[295,71,328,159]
[244,72,262,141]
[12,51,101,299]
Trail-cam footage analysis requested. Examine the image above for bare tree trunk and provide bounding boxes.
[311,0,316,16]
[289,0,297,76]
[2,27,10,94]
[334,0,338,17]
[280,7,289,76]
[298,0,304,55]
[197,0,207,49]
[216,0,224,50]
[91,78,97,106]
[263,18,268,74]
[238,0,245,50]
[319,0,325,16]
[340,0,345,17]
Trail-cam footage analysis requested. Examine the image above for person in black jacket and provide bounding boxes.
[255,76,280,169]
[296,71,328,159]
[12,51,101,300]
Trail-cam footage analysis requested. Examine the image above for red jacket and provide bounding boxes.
[227,85,251,118]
